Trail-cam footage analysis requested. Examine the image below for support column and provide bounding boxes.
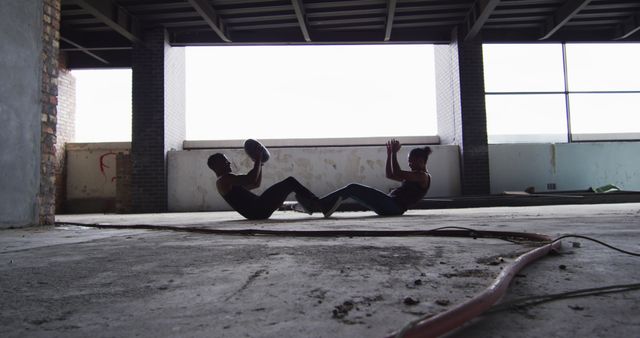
[40,0,61,224]
[435,27,490,195]
[0,0,55,228]
[131,27,185,213]
[56,54,76,214]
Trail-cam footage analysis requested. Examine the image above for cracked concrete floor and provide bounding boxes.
[1,203,639,337]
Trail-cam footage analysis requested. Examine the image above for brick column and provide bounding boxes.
[131,27,185,213]
[55,55,76,214]
[116,152,132,213]
[40,0,61,224]
[435,28,490,195]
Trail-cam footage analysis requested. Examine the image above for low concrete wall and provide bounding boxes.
[168,145,461,212]
[63,141,640,213]
[489,142,640,193]
[65,142,130,213]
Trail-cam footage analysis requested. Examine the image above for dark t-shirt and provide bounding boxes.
[390,176,430,210]
[221,185,259,219]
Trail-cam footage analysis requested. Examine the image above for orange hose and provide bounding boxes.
[386,238,562,338]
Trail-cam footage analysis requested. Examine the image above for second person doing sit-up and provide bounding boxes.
[314,139,432,217]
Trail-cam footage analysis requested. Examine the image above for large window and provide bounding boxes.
[483,44,567,143]
[483,43,640,143]
[71,46,437,143]
[485,94,567,143]
[72,69,132,142]
[483,44,565,93]
[186,45,437,141]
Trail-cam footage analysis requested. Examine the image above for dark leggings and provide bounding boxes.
[243,177,314,220]
[319,183,405,216]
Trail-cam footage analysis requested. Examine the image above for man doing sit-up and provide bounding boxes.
[207,146,319,220]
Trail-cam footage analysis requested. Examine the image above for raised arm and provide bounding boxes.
[385,141,394,179]
[385,139,430,188]
[386,139,403,182]
[245,157,262,189]
[218,157,262,194]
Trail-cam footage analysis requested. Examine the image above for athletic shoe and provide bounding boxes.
[292,202,309,214]
[295,193,318,215]
[322,197,343,218]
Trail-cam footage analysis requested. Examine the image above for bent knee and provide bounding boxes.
[347,183,366,190]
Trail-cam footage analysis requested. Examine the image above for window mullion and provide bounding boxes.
[562,43,572,143]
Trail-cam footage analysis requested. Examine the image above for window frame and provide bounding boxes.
[484,43,640,143]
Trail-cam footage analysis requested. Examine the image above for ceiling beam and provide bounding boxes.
[291,0,311,42]
[614,11,640,40]
[384,0,397,41]
[65,0,141,43]
[171,27,452,45]
[60,36,110,65]
[461,0,501,41]
[61,46,132,52]
[539,0,592,40]
[186,0,231,42]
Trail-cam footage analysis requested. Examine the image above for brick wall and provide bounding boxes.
[40,0,61,224]
[434,45,457,145]
[55,63,75,213]
[434,28,490,195]
[164,41,186,153]
[131,27,185,213]
[116,152,132,213]
[456,32,490,195]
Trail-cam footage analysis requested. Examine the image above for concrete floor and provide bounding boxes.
[1,203,639,337]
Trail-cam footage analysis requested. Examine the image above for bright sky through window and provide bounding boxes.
[186,44,437,140]
[483,43,640,143]
[72,43,640,144]
[73,69,132,143]
[72,45,437,142]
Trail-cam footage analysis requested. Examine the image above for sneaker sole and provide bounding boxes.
[323,197,343,218]
[295,194,314,215]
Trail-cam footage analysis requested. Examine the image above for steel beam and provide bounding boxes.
[615,11,640,40]
[66,0,142,43]
[384,0,397,41]
[186,0,231,42]
[60,36,110,65]
[291,0,311,42]
[540,0,592,40]
[462,0,501,41]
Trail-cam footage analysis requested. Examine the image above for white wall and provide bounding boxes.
[63,141,640,213]
[168,145,461,211]
[66,142,130,201]
[489,142,640,193]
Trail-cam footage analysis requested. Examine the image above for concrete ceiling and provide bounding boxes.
[60,0,640,68]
